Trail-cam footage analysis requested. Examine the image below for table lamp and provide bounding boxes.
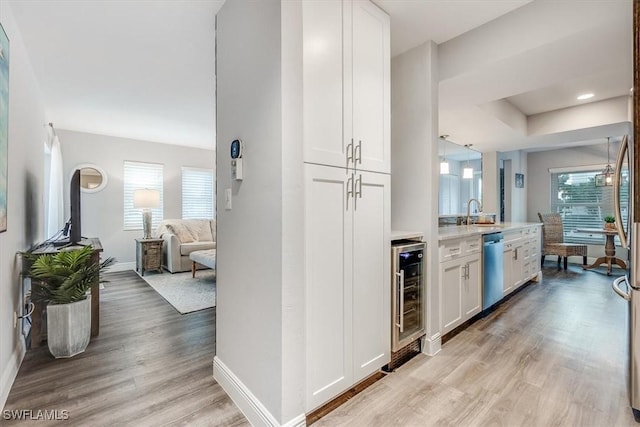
[133,188,160,239]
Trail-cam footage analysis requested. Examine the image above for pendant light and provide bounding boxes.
[595,137,614,187]
[463,144,474,179]
[439,135,450,175]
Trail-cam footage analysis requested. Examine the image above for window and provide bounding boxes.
[182,167,215,219]
[124,161,163,230]
[550,167,629,245]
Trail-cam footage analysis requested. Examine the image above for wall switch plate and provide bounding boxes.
[225,188,232,210]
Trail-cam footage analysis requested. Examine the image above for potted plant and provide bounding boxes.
[27,246,114,358]
[604,215,616,230]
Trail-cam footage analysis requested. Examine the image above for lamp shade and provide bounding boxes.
[463,166,474,179]
[133,189,160,209]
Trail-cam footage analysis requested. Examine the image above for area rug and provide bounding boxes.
[139,269,216,314]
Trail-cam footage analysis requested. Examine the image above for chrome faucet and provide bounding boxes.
[466,198,482,226]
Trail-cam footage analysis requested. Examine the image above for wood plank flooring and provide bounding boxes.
[4,266,638,426]
[315,265,638,426]
[3,270,248,427]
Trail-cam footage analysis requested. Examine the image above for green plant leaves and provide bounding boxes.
[27,246,115,305]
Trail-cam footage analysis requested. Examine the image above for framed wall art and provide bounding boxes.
[515,173,524,189]
[0,22,8,233]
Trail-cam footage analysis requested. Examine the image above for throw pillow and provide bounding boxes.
[166,223,194,243]
[183,219,213,242]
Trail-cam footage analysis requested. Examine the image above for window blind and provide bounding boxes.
[123,161,164,230]
[182,167,215,219]
[550,168,629,245]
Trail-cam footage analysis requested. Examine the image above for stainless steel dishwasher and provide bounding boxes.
[483,232,504,310]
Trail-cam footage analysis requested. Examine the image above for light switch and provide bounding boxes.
[225,188,232,210]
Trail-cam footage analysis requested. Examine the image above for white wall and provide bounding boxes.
[482,152,499,220]
[0,2,47,408]
[215,0,305,424]
[500,150,527,223]
[390,41,440,354]
[57,129,215,266]
[280,0,304,421]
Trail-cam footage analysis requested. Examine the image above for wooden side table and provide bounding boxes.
[576,228,627,275]
[136,238,164,276]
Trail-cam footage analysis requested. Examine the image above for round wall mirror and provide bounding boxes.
[74,164,108,193]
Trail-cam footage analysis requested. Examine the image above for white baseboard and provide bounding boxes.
[282,414,306,427]
[422,334,441,356]
[0,335,26,410]
[213,356,306,427]
[106,262,135,273]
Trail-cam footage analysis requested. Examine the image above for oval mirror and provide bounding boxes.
[74,163,108,193]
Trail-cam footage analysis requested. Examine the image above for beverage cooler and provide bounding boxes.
[391,241,426,352]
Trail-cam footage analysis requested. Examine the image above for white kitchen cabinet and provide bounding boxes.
[462,255,482,319]
[521,226,541,283]
[305,165,353,410]
[304,163,390,411]
[303,0,390,411]
[439,236,481,335]
[503,241,525,296]
[441,258,463,335]
[352,170,390,383]
[503,226,541,296]
[303,0,390,173]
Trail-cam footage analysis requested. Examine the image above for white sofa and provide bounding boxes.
[155,219,216,273]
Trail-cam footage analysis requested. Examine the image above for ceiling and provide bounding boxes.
[7,0,224,149]
[7,0,633,153]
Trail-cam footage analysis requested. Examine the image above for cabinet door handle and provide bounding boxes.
[346,175,354,210]
[346,139,354,169]
[355,139,362,165]
[514,248,518,260]
[354,174,362,210]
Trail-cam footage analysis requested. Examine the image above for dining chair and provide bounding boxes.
[537,212,588,270]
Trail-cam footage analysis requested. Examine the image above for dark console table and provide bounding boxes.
[26,238,103,348]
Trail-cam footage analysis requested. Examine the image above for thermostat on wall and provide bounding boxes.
[231,139,243,159]
[231,139,244,180]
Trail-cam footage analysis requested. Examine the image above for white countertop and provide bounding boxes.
[391,230,424,241]
[438,222,541,241]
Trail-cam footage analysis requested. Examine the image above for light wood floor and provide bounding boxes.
[316,265,637,426]
[4,266,637,426]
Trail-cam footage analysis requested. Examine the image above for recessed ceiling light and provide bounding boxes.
[577,93,594,100]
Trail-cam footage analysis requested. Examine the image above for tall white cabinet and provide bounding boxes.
[303,0,390,174]
[303,0,391,412]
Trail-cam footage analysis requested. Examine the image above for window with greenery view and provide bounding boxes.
[550,168,629,245]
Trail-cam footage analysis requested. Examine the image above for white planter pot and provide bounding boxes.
[46,296,91,358]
